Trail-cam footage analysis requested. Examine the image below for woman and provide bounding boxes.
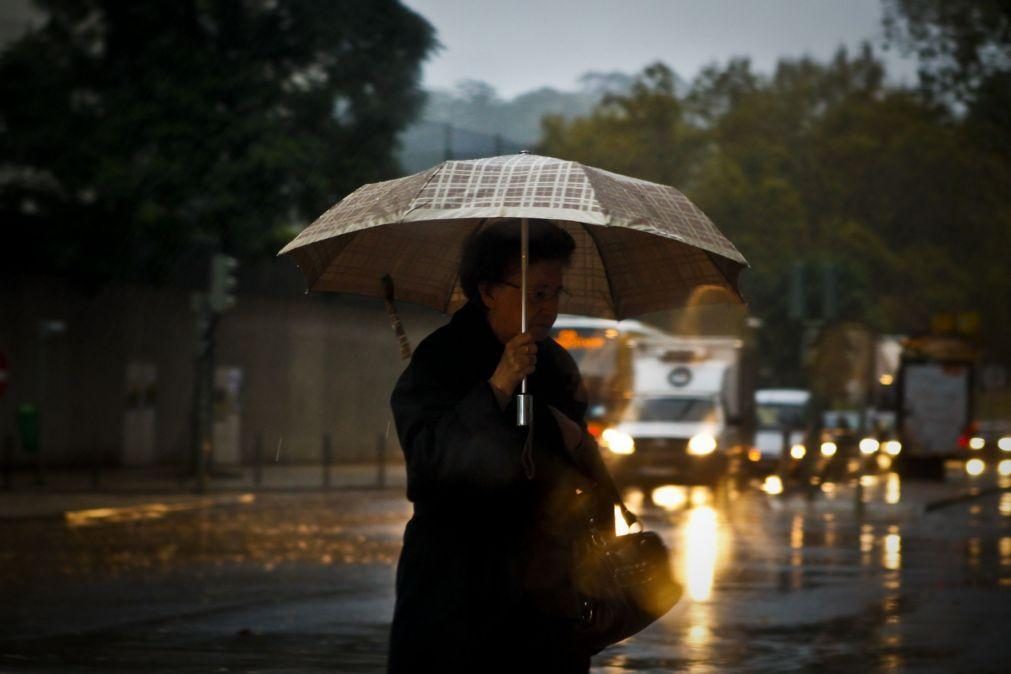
[387,219,622,673]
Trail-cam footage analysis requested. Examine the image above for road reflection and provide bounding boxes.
[683,505,718,602]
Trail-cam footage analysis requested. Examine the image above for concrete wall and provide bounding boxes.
[0,276,447,466]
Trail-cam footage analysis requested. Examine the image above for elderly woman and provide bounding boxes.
[387,219,622,673]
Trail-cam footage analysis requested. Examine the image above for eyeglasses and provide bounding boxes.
[499,281,570,304]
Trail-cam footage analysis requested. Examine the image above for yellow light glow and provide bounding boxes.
[790,514,803,549]
[999,437,1011,452]
[748,448,762,462]
[690,487,710,507]
[821,482,837,495]
[684,506,718,601]
[879,374,894,386]
[885,472,901,504]
[969,437,985,450]
[966,458,986,476]
[884,440,902,456]
[603,328,619,339]
[555,329,606,351]
[820,442,838,457]
[602,428,635,455]
[614,505,630,536]
[999,460,1011,477]
[688,433,717,456]
[652,485,687,511]
[884,533,902,570]
[762,475,784,495]
[790,444,806,460]
[859,438,880,455]
[877,454,893,470]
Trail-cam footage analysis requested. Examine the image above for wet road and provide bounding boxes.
[2,473,1010,673]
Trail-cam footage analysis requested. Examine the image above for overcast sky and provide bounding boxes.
[401,0,918,97]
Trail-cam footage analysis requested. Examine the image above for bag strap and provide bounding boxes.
[565,430,639,530]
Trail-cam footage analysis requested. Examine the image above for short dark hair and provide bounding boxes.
[459,218,575,307]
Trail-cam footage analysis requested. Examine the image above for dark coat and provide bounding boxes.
[387,302,620,674]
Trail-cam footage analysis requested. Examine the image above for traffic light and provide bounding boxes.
[209,254,238,313]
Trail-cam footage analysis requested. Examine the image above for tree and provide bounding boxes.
[883,0,1011,104]
[538,49,1011,381]
[0,0,436,284]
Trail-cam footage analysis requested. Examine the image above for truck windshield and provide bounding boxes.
[756,403,806,430]
[633,397,715,422]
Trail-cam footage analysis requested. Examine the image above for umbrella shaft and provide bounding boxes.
[521,217,528,396]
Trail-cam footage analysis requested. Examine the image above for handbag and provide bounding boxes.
[570,488,682,654]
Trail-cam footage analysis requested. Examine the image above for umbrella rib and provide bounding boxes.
[702,250,748,304]
[581,223,622,319]
[441,218,487,312]
[400,162,449,222]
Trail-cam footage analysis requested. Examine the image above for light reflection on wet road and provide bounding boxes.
[2,474,1010,672]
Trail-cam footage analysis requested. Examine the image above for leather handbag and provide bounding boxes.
[570,490,682,654]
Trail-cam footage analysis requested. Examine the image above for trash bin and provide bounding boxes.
[17,404,39,454]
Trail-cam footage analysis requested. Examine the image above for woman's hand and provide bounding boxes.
[489,332,537,403]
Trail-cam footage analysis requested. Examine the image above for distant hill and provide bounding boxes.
[397,72,636,173]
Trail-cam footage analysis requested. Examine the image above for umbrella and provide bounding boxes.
[278,153,747,319]
[278,152,748,424]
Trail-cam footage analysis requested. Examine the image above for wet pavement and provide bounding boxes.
[2,469,1010,673]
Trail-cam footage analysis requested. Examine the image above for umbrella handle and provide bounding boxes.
[517,218,531,427]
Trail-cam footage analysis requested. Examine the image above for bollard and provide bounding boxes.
[253,433,263,488]
[376,432,387,488]
[322,433,332,490]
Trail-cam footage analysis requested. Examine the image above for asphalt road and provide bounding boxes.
[2,472,1010,673]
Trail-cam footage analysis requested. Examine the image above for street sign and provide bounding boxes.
[0,350,8,398]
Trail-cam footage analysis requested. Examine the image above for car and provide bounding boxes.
[752,389,810,473]
[958,419,1011,478]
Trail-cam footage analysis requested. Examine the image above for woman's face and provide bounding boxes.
[480,259,565,344]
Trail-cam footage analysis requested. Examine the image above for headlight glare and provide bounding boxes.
[601,428,635,455]
[687,433,717,456]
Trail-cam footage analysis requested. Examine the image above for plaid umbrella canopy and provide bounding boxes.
[278,153,747,320]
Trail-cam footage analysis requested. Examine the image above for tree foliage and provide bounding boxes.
[538,48,1011,382]
[0,0,436,284]
[883,0,1011,104]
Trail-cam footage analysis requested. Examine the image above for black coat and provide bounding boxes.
[387,302,620,674]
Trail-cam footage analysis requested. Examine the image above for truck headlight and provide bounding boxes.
[820,442,837,457]
[969,436,985,450]
[859,438,879,455]
[790,444,806,460]
[966,458,985,476]
[998,437,1011,452]
[883,440,902,456]
[687,433,717,456]
[601,428,635,455]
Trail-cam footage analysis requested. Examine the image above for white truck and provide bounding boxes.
[552,316,755,485]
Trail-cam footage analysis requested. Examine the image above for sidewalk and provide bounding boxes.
[0,462,407,520]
